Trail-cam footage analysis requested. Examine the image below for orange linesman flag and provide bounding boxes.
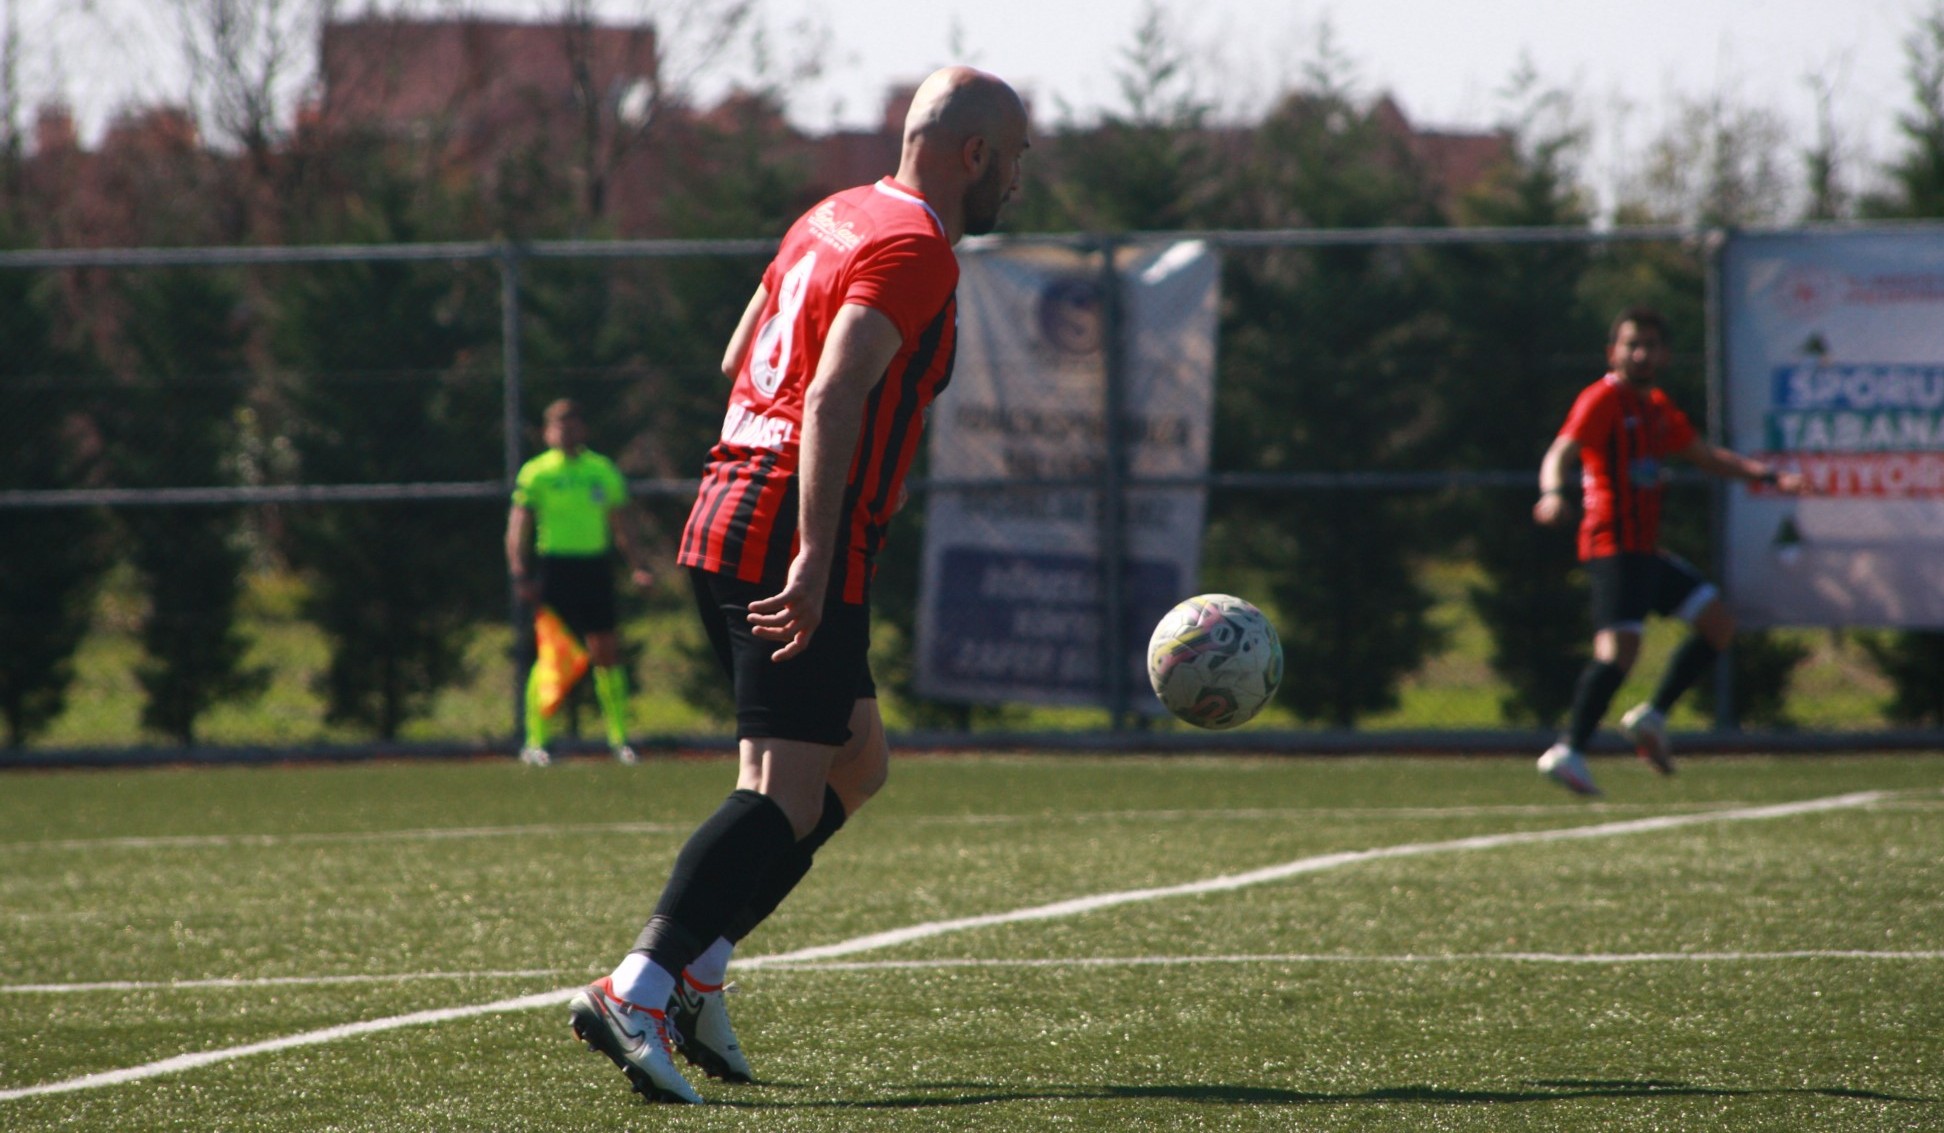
[533,605,590,718]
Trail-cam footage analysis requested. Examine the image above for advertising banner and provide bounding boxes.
[1721,230,1944,627]
[915,242,1219,705]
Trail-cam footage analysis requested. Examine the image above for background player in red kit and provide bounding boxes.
[567,66,1030,1104]
[1533,306,1805,796]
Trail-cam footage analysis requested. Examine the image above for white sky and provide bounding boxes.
[11,0,1935,207]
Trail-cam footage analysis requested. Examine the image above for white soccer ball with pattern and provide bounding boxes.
[1146,594,1283,729]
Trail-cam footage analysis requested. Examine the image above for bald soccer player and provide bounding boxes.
[566,67,1031,1104]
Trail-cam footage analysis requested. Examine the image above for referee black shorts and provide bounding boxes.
[538,553,618,637]
[1585,550,1717,633]
[689,567,876,746]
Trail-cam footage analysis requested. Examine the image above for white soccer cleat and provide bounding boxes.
[612,744,640,765]
[568,978,704,1104]
[1537,743,1601,796]
[518,745,552,767]
[668,973,754,1083]
[1618,704,1674,775]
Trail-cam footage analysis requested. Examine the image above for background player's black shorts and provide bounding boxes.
[690,567,876,746]
[538,554,617,637]
[1585,551,1715,631]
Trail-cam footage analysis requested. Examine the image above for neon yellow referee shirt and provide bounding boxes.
[512,449,629,556]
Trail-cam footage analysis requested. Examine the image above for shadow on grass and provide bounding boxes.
[705,1076,1932,1109]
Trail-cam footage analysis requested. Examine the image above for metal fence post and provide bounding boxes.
[500,243,527,745]
[1704,228,1739,732]
[1097,237,1130,730]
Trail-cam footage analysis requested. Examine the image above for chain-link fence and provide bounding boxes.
[3,225,1939,761]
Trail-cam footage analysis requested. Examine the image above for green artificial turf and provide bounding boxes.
[2,753,1939,1131]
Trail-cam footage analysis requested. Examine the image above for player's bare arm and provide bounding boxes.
[505,504,541,603]
[746,303,906,660]
[610,505,656,590]
[721,285,770,381]
[1673,437,1808,493]
[1534,434,1580,525]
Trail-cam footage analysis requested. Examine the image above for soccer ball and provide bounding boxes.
[1146,594,1283,729]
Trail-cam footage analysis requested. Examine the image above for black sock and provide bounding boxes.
[722,786,848,944]
[1565,660,1626,751]
[1653,636,1719,713]
[631,789,796,977]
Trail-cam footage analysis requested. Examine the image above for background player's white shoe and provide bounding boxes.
[612,744,639,765]
[669,976,753,1083]
[1537,743,1601,796]
[518,745,551,767]
[1618,704,1674,775]
[568,978,704,1104]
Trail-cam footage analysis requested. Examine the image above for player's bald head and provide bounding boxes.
[902,66,1026,150]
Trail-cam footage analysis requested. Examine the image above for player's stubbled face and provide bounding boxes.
[1608,321,1666,386]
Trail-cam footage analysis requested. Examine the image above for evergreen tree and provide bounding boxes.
[271,143,503,738]
[0,251,113,747]
[1852,2,1944,715]
[1214,55,1447,727]
[1013,2,1223,233]
[108,268,268,744]
[1430,69,1601,725]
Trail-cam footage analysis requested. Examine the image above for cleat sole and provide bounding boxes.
[678,1044,755,1084]
[568,997,702,1105]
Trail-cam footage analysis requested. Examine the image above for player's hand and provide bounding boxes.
[746,559,828,662]
[1772,470,1809,495]
[1533,492,1572,526]
[628,565,655,590]
[514,577,542,606]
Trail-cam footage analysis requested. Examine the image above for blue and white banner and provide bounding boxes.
[915,242,1220,705]
[1721,230,1944,627]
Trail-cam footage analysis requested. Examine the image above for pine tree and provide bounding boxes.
[0,249,114,747]
[1852,2,1944,717]
[271,143,503,738]
[109,268,268,744]
[1428,69,1601,725]
[1214,51,1447,727]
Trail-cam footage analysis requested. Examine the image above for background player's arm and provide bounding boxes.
[505,503,541,604]
[746,303,905,660]
[1671,437,1807,493]
[1534,433,1580,526]
[608,501,656,590]
[720,285,770,381]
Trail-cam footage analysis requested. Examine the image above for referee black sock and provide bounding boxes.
[722,786,849,945]
[1565,660,1626,751]
[632,789,796,977]
[1653,635,1718,714]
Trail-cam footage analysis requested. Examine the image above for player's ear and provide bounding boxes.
[963,134,989,176]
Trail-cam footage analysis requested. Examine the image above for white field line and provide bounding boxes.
[0,990,567,1102]
[0,970,567,994]
[0,823,688,853]
[0,788,1893,1102]
[7,950,1940,998]
[742,790,1891,965]
[22,797,1926,853]
[761,949,1944,972]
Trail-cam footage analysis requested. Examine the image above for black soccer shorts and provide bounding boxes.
[1585,550,1717,633]
[538,553,618,637]
[689,567,876,746]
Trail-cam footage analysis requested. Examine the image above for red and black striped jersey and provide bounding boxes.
[1559,373,1698,560]
[678,177,959,603]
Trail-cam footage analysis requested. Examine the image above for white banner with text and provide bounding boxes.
[1721,230,1944,627]
[915,242,1219,705]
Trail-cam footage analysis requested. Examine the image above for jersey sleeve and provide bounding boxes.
[511,460,538,507]
[842,231,958,344]
[1559,383,1614,447]
[1660,397,1698,452]
[599,458,629,512]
